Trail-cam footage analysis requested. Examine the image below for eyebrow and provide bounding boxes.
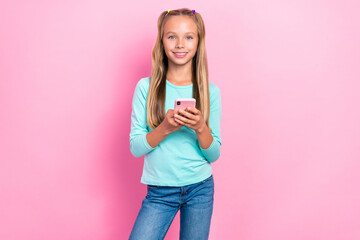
[165,31,196,35]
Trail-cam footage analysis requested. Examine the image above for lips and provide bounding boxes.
[173,52,188,58]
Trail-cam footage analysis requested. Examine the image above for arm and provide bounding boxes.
[146,123,170,148]
[198,86,222,163]
[129,79,157,157]
[174,85,222,162]
[195,124,213,149]
[130,78,187,156]
[147,107,184,147]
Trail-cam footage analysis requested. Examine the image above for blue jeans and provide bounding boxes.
[129,175,214,240]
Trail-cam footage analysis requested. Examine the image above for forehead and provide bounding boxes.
[163,15,198,34]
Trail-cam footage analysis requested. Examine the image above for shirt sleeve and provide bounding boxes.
[199,85,222,163]
[129,79,155,158]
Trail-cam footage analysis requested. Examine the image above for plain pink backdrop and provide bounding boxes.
[1,1,359,240]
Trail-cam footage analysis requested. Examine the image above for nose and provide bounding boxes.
[176,39,184,49]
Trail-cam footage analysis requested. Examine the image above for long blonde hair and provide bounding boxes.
[147,8,211,132]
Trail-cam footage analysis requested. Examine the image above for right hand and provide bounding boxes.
[160,108,184,135]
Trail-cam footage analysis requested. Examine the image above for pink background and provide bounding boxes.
[1,1,359,239]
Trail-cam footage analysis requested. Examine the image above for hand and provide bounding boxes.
[174,107,206,133]
[160,109,184,135]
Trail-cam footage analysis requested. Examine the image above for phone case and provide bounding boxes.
[174,98,196,110]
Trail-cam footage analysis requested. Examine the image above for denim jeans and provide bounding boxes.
[129,174,214,240]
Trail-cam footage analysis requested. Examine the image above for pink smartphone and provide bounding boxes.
[174,98,196,110]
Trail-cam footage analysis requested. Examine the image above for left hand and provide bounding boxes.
[174,106,206,133]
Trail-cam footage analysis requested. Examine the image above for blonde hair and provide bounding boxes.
[147,8,211,132]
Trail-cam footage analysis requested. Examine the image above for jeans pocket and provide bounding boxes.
[147,184,160,190]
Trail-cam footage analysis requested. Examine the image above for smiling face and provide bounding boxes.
[162,15,199,68]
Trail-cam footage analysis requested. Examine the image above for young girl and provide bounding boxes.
[129,8,222,240]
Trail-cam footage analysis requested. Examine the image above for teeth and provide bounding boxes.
[174,52,187,55]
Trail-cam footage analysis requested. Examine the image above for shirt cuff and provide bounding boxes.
[142,133,155,151]
[199,137,220,162]
[200,137,216,152]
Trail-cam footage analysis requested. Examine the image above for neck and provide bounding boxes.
[167,59,193,83]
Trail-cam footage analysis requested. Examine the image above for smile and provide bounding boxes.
[173,52,188,58]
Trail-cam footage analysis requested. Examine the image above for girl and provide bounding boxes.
[129,8,222,240]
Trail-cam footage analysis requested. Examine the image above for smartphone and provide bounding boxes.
[174,98,196,110]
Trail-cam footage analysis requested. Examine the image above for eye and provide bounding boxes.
[168,36,175,39]
[187,36,193,39]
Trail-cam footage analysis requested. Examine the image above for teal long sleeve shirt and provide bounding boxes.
[129,77,222,186]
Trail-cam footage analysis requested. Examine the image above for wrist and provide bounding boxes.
[158,123,171,136]
[196,122,207,134]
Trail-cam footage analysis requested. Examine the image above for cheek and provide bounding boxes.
[162,41,168,50]
[163,40,171,50]
[188,41,198,52]
[163,42,172,57]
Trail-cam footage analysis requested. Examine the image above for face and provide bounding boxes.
[162,15,199,67]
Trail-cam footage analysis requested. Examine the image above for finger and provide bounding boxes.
[174,117,185,125]
[173,108,182,115]
[171,109,179,117]
[174,114,196,125]
[178,108,195,119]
[185,119,196,125]
[175,107,188,116]
[174,113,188,123]
[185,107,200,115]
[174,117,195,129]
